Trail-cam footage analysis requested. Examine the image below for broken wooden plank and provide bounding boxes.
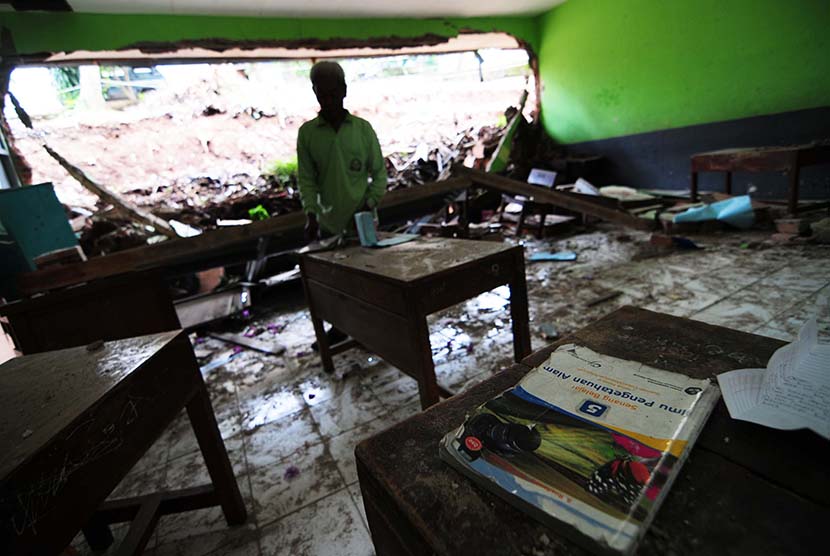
[457,167,655,231]
[207,332,286,355]
[486,90,528,174]
[586,290,622,307]
[18,176,472,295]
[44,144,177,238]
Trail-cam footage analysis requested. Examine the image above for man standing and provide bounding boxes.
[297,61,387,241]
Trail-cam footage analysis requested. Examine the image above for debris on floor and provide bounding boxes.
[528,250,578,262]
[674,195,755,229]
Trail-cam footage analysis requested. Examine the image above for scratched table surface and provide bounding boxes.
[306,237,513,283]
[0,331,179,478]
[356,307,830,556]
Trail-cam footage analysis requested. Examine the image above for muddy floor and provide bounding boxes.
[74,226,829,556]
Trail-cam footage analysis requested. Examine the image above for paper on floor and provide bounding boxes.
[717,312,830,439]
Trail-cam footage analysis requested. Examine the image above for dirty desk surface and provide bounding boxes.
[307,237,515,283]
[356,306,830,556]
[0,330,181,477]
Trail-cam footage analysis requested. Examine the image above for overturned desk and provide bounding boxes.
[356,306,829,555]
[0,331,247,556]
[300,237,532,409]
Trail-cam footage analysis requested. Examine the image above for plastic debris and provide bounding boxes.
[248,204,270,221]
[22,429,33,439]
[674,195,754,229]
[573,177,599,196]
[539,323,559,340]
[529,251,577,262]
[243,326,262,338]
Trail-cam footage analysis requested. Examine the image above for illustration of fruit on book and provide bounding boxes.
[440,344,719,555]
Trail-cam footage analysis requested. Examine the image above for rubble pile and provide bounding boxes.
[74,120,510,256]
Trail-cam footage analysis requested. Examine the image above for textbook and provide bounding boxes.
[439,344,719,555]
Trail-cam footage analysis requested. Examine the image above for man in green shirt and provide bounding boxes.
[297,61,387,241]
[298,61,387,350]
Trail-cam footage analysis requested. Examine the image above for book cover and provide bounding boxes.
[440,343,720,555]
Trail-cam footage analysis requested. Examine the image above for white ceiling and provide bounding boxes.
[68,0,565,18]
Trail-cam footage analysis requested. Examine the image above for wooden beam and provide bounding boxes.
[44,145,177,238]
[10,1,72,11]
[18,176,471,295]
[456,167,654,231]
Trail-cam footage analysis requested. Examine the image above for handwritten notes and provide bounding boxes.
[718,315,830,439]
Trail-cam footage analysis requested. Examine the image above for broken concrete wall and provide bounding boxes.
[0,13,540,60]
[535,0,830,197]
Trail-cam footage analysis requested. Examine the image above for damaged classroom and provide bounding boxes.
[0,1,829,555]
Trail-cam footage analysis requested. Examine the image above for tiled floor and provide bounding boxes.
[72,228,829,556]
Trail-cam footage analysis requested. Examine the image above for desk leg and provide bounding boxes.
[412,315,440,409]
[690,170,699,202]
[787,159,800,216]
[186,384,247,525]
[310,313,335,374]
[509,252,532,362]
[302,273,335,374]
[724,172,732,195]
[82,516,114,551]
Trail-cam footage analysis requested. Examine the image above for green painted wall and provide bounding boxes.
[0,12,539,59]
[538,0,830,144]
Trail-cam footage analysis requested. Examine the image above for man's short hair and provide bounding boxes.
[310,61,346,87]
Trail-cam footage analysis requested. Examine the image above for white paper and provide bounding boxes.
[527,168,557,188]
[718,316,830,439]
[573,177,600,196]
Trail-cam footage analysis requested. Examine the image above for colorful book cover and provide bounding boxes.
[439,343,720,555]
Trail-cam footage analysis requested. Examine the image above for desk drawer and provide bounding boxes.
[301,258,408,316]
[415,249,519,315]
[304,279,419,374]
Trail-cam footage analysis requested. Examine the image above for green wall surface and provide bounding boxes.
[538,0,830,144]
[0,12,539,59]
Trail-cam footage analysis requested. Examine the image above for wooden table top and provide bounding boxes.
[305,237,515,283]
[692,144,809,158]
[356,306,830,555]
[0,330,181,478]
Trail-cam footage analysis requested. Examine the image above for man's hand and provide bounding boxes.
[304,213,320,242]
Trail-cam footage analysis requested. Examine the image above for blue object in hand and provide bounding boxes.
[354,211,378,247]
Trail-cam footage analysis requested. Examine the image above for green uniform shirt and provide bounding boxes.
[297,111,387,235]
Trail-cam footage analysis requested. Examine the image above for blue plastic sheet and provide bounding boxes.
[529,251,578,262]
[674,195,754,229]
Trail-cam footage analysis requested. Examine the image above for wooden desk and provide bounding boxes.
[0,331,246,556]
[0,271,180,354]
[300,237,531,409]
[356,307,829,556]
[690,143,830,215]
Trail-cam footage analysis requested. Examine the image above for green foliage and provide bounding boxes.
[248,204,270,221]
[265,156,298,181]
[51,67,80,107]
